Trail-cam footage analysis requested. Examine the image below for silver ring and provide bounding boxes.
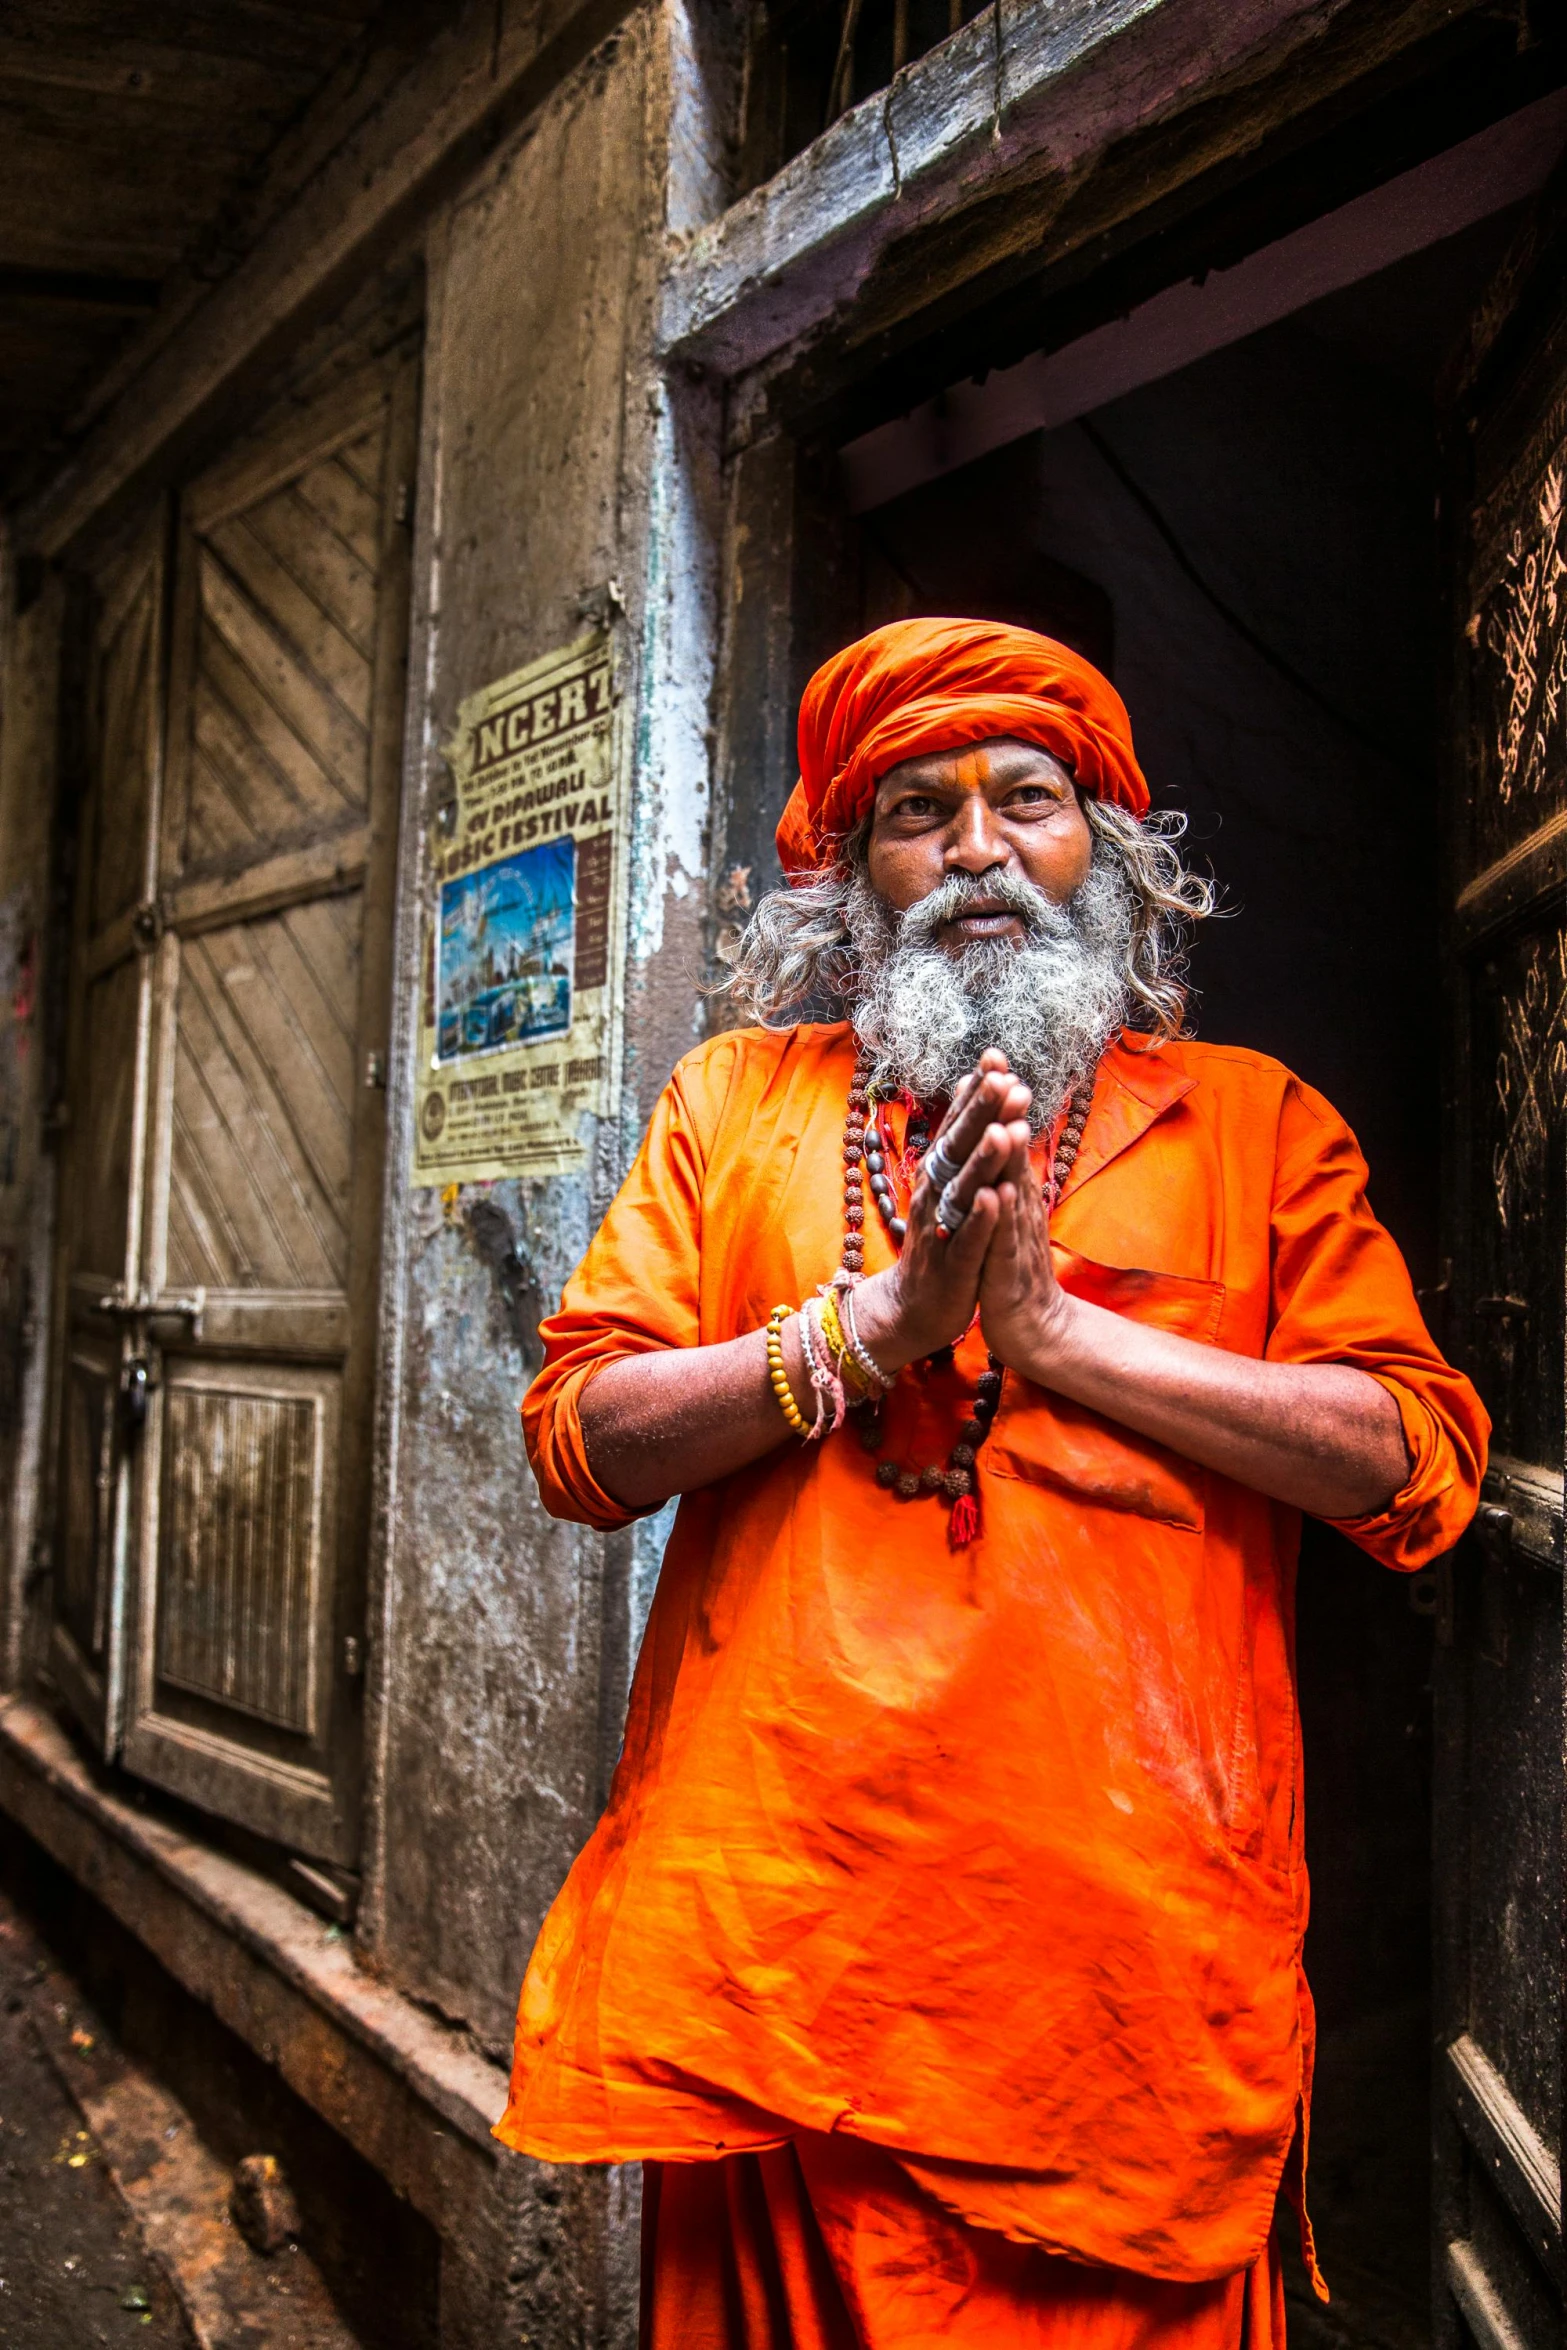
[923,1135,964,1192]
[937,1175,968,1234]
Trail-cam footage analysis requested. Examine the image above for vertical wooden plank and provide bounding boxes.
[45,504,169,1760]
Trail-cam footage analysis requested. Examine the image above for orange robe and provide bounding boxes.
[642,2133,1285,2349]
[498,1025,1487,2325]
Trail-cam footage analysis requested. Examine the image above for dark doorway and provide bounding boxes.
[845,204,1524,2348]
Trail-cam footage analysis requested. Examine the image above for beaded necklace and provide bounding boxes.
[838,1051,1093,1546]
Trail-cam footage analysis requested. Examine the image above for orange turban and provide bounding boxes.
[776,618,1149,876]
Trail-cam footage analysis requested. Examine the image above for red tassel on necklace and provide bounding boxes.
[948,1492,980,1550]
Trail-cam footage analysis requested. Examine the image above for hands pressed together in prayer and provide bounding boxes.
[579,1049,1411,1522]
[845,1048,1068,1378]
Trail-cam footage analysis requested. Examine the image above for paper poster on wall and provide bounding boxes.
[412,630,623,1184]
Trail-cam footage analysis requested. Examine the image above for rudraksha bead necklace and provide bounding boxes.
[839,1049,1092,1545]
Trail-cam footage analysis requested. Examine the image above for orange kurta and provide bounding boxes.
[498,1024,1487,2287]
[642,2134,1286,2349]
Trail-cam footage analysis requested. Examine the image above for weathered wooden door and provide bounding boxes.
[49,349,417,1870]
[1435,171,1565,2349]
[47,517,168,1755]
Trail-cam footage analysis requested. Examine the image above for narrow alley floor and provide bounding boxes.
[0,1877,362,2349]
[0,1901,189,2346]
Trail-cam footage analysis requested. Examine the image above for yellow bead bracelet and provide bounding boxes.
[765,1303,810,1435]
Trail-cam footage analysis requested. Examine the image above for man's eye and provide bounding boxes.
[896,796,937,818]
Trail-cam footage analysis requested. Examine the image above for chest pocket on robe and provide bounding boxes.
[985,1246,1225,1531]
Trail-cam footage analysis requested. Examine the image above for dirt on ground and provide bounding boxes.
[0,1920,190,2346]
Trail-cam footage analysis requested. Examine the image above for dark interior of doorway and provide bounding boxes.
[840,207,1522,2349]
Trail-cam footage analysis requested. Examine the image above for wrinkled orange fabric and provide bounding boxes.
[776,618,1150,875]
[498,1025,1488,2291]
[643,2134,1285,2349]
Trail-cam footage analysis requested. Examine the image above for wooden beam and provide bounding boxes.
[658,0,1491,379]
[15,0,638,560]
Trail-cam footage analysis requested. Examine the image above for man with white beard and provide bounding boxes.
[496,620,1487,2350]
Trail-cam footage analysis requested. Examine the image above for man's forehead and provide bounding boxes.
[873,737,1076,794]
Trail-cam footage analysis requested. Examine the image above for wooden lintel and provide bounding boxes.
[659,0,1471,378]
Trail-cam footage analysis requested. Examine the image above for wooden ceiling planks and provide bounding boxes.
[0,1,384,500]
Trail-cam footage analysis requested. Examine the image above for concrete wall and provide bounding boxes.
[364,0,721,2079]
[0,4,737,2336]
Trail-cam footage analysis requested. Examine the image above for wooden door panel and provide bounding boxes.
[73,958,141,1283]
[167,904,360,1294]
[88,584,155,934]
[1461,1557,1562,2148]
[192,553,369,843]
[292,433,384,572]
[206,514,375,723]
[1463,923,1567,1464]
[54,1338,117,1674]
[154,1364,334,1737]
[122,1361,344,1854]
[188,629,349,860]
[1462,399,1567,877]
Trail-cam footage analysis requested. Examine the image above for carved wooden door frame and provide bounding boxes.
[1434,160,1566,2350]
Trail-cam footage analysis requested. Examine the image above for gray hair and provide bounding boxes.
[716,798,1218,1038]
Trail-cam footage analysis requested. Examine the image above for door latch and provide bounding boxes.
[119,1356,151,1439]
[1475,1502,1514,1567]
[96,1285,206,1340]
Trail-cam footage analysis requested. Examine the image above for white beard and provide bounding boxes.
[848,850,1133,1126]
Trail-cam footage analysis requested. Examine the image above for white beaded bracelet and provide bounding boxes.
[838,1279,893,1395]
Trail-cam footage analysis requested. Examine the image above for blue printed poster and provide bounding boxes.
[437,835,575,1062]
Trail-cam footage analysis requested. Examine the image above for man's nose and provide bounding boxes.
[943,795,1009,872]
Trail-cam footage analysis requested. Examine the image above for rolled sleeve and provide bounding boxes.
[1265,1079,1489,1571]
[520,1042,728,1527]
